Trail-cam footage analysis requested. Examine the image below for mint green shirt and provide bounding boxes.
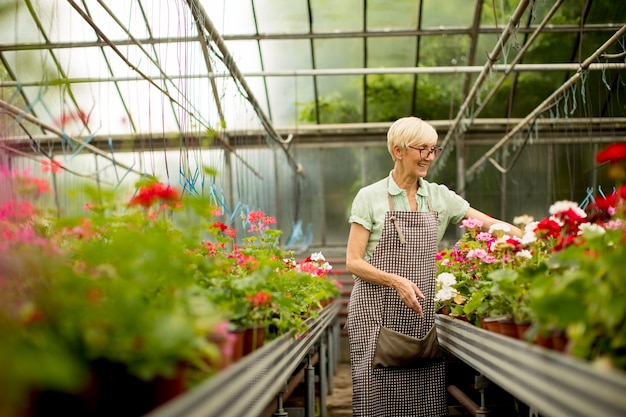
[348,171,469,259]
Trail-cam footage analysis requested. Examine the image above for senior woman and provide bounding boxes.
[345,116,522,416]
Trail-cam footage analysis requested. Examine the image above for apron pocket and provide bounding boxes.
[372,325,442,368]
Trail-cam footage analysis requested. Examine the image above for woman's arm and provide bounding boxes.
[464,207,523,238]
[345,222,424,316]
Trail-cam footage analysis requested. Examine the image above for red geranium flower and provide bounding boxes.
[211,221,228,231]
[247,291,272,308]
[596,143,626,164]
[534,218,561,239]
[129,182,180,208]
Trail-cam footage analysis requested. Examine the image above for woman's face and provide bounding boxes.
[402,142,441,177]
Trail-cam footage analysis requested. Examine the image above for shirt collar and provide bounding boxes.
[387,170,429,197]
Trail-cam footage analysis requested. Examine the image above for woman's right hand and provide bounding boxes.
[392,275,424,316]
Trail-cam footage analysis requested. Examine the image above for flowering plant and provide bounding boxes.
[0,168,341,415]
[199,212,340,337]
[435,217,536,321]
[437,142,626,371]
[525,143,626,369]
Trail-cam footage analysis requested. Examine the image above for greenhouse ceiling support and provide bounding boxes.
[0,98,149,180]
[81,0,138,133]
[438,0,530,153]
[81,0,198,132]
[5,63,624,91]
[0,52,42,130]
[466,23,626,179]
[250,0,275,122]
[185,0,302,174]
[23,0,88,135]
[471,0,566,121]
[2,24,621,53]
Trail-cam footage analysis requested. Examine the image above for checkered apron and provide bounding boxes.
[347,195,446,417]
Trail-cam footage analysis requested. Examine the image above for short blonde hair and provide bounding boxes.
[387,116,438,161]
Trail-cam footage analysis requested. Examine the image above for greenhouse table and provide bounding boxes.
[436,314,626,417]
[145,300,341,417]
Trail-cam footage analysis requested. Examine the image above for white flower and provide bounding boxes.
[549,200,587,218]
[435,287,456,302]
[513,214,534,227]
[489,223,511,233]
[515,250,532,259]
[309,252,326,262]
[524,221,539,233]
[436,272,457,287]
[521,231,537,245]
[320,261,333,272]
[578,223,606,239]
[488,223,511,238]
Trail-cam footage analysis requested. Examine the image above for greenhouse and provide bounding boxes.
[1,0,625,416]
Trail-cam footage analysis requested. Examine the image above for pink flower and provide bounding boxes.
[41,159,63,174]
[460,218,483,230]
[475,232,493,241]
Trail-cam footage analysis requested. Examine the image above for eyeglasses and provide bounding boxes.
[407,145,443,159]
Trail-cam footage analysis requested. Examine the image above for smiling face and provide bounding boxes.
[403,142,440,177]
[387,117,440,178]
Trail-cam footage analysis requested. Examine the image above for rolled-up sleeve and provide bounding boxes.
[348,189,373,231]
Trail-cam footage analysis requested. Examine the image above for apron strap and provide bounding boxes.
[386,178,432,245]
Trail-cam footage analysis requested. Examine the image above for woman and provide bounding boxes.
[345,116,521,416]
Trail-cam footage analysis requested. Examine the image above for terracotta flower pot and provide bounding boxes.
[230,328,246,362]
[515,321,531,340]
[551,329,568,352]
[243,325,265,356]
[482,315,509,334]
[498,319,519,339]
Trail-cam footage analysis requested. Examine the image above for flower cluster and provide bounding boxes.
[436,142,626,370]
[128,180,181,220]
[292,252,333,276]
[435,217,535,314]
[434,272,463,305]
[0,169,341,414]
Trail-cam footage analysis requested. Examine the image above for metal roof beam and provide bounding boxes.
[438,0,531,153]
[2,23,622,52]
[465,23,626,179]
[472,0,566,121]
[3,63,624,89]
[184,0,301,174]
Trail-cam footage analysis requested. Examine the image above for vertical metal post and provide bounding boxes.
[475,374,491,417]
[272,383,289,417]
[320,334,328,417]
[326,327,335,395]
[305,353,315,417]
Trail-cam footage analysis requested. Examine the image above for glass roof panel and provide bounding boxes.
[366,0,419,30]
[422,0,475,26]
[5,3,50,43]
[253,0,310,34]
[314,38,362,69]
[310,0,363,32]
[524,33,578,64]
[367,37,416,67]
[223,40,264,72]
[315,75,363,123]
[260,39,312,70]
[204,0,256,35]
[586,2,626,23]
[0,0,623,143]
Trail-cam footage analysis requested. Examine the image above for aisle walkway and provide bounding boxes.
[326,363,353,416]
